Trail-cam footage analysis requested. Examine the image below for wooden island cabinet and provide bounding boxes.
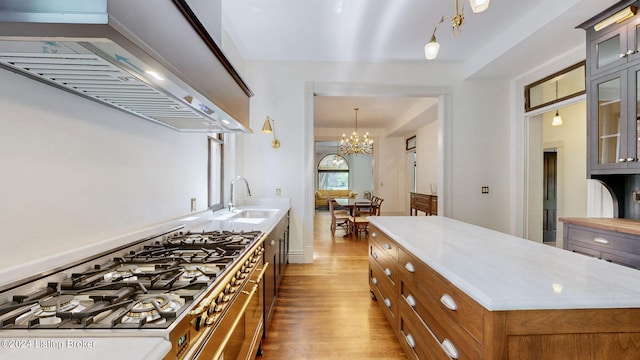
[369,216,640,359]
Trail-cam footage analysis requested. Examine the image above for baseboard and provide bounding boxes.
[287,250,306,264]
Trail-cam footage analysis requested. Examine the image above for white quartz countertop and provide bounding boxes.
[369,216,640,311]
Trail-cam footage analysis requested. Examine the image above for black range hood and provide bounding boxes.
[0,0,253,133]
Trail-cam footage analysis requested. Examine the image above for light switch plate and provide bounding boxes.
[481,186,489,194]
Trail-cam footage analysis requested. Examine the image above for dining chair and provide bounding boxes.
[328,198,350,236]
[348,214,369,237]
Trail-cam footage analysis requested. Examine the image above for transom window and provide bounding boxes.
[317,154,349,190]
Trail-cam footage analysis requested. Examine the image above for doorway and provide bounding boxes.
[543,150,557,244]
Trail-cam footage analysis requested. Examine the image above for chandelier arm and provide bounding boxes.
[431,16,446,38]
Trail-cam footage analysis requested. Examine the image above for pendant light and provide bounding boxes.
[552,81,563,126]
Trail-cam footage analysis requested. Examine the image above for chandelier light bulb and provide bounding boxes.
[469,0,490,13]
[425,37,440,60]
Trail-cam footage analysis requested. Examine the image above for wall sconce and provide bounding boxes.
[262,116,280,148]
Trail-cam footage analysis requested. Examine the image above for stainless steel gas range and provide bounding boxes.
[0,226,266,360]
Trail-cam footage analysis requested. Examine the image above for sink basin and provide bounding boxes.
[230,209,278,219]
[214,208,279,223]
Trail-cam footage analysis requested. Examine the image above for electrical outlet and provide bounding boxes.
[190,198,196,212]
[634,191,640,203]
[276,188,281,196]
[481,186,489,194]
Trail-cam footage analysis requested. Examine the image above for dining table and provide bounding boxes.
[334,198,372,216]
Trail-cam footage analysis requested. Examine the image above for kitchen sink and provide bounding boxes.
[230,209,278,219]
[214,208,279,222]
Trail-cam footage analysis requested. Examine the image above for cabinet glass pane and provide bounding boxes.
[597,35,621,69]
[636,70,640,160]
[598,78,621,164]
[636,24,640,53]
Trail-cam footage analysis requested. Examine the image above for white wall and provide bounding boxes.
[241,61,515,262]
[0,69,211,270]
[448,79,513,233]
[416,120,439,195]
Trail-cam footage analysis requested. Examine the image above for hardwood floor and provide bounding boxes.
[259,211,407,359]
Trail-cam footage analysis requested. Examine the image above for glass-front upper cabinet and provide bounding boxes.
[589,18,640,76]
[591,72,625,169]
[590,63,640,173]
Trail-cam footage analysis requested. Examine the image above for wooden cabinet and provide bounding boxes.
[398,247,484,360]
[369,227,399,333]
[562,219,640,269]
[370,223,640,359]
[263,211,289,336]
[409,192,437,216]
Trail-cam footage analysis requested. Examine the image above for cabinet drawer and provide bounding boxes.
[567,241,601,258]
[566,226,640,254]
[370,242,398,287]
[370,226,398,259]
[370,264,398,331]
[601,249,640,269]
[400,277,482,359]
[398,248,484,344]
[399,301,449,360]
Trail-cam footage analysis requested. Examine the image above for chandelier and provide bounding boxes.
[340,107,373,155]
[424,0,491,60]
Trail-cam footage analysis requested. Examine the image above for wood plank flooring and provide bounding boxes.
[259,211,407,360]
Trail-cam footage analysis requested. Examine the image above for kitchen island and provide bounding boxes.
[369,216,640,359]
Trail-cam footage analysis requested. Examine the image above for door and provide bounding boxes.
[543,151,558,243]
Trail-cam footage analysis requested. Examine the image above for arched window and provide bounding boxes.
[318,154,349,190]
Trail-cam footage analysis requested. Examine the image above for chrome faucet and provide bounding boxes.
[229,176,252,212]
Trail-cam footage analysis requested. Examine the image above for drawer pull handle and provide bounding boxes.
[371,232,377,238]
[384,268,392,277]
[404,262,416,273]
[372,252,378,259]
[440,294,458,311]
[372,277,378,285]
[441,338,459,359]
[406,294,416,307]
[383,243,392,250]
[384,298,392,308]
[405,333,416,349]
[593,237,610,245]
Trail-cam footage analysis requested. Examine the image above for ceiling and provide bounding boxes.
[216,0,619,131]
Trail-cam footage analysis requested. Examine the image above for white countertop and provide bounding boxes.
[0,336,170,360]
[369,216,640,311]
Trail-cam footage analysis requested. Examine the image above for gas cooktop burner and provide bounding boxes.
[122,295,181,324]
[39,294,78,312]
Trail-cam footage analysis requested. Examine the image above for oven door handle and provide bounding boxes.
[250,261,269,284]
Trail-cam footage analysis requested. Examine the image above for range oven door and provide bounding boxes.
[193,255,267,360]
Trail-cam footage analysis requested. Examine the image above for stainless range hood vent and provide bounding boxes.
[0,0,252,133]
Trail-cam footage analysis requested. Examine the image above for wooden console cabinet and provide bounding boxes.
[409,192,437,216]
[369,220,640,359]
